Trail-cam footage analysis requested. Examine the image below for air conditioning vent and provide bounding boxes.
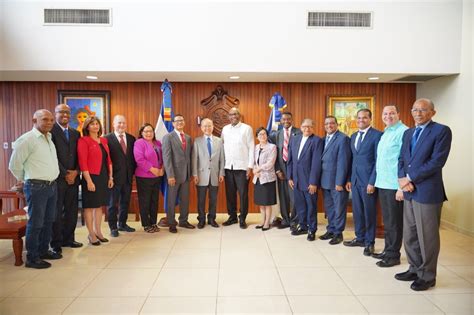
[308,11,372,28]
[44,9,111,25]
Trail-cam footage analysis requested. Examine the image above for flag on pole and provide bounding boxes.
[155,79,175,213]
[266,92,287,133]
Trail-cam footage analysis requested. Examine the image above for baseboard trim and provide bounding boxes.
[441,219,474,237]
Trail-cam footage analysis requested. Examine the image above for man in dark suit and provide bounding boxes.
[269,112,302,230]
[344,109,382,256]
[319,116,351,245]
[105,115,137,237]
[395,98,452,291]
[287,118,323,241]
[162,114,194,233]
[50,104,82,253]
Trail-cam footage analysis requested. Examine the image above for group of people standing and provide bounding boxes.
[8,98,451,292]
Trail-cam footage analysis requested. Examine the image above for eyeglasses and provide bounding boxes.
[173,119,185,123]
[301,125,313,129]
[411,108,430,113]
[55,110,71,114]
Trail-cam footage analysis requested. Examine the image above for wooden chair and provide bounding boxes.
[0,191,25,215]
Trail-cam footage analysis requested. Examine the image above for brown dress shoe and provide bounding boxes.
[169,225,178,233]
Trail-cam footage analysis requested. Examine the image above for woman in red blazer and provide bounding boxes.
[78,117,113,246]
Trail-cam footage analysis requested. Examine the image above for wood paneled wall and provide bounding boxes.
[0,82,416,213]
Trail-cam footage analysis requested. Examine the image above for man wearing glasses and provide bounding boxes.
[287,118,323,241]
[162,114,195,233]
[395,98,452,291]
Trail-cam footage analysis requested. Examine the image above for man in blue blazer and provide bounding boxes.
[395,98,452,291]
[319,116,351,245]
[287,118,323,241]
[344,109,382,256]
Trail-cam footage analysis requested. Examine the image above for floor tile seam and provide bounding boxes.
[215,226,223,315]
[3,267,43,298]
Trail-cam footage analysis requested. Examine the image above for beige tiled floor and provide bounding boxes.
[0,213,473,314]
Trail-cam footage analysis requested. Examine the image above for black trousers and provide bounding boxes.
[51,179,79,248]
[379,188,404,259]
[136,177,161,227]
[224,169,249,222]
[107,182,132,230]
[196,184,218,222]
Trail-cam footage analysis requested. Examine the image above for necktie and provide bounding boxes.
[64,128,69,142]
[410,127,422,152]
[180,133,186,151]
[282,128,289,162]
[207,137,212,157]
[355,131,364,151]
[324,135,331,149]
[119,134,127,154]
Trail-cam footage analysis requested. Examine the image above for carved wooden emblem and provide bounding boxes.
[200,85,240,136]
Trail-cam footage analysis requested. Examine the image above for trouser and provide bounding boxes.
[136,177,161,227]
[51,178,79,248]
[166,180,190,225]
[379,188,403,259]
[293,188,318,233]
[107,181,132,230]
[224,169,249,222]
[322,188,349,235]
[196,184,219,222]
[277,176,297,225]
[24,180,58,262]
[351,184,377,246]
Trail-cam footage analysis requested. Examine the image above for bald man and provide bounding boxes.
[9,109,61,269]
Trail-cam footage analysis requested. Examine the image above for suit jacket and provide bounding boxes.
[398,121,452,204]
[321,130,352,190]
[192,135,225,186]
[269,127,302,176]
[287,134,323,190]
[350,127,382,187]
[51,123,80,184]
[162,131,192,184]
[133,138,163,178]
[105,132,136,185]
[252,143,277,185]
[77,136,112,175]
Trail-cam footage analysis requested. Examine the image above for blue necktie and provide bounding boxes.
[411,127,422,152]
[207,137,212,157]
[324,135,332,149]
[355,131,364,151]
[64,128,69,142]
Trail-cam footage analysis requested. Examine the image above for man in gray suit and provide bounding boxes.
[192,118,225,229]
[269,112,301,230]
[162,114,195,233]
[319,116,351,245]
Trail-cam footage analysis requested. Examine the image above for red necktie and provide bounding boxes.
[119,134,127,154]
[283,128,289,162]
[180,133,186,151]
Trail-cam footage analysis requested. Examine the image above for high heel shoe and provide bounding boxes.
[262,226,271,231]
[88,235,101,246]
[96,235,109,243]
[255,225,263,229]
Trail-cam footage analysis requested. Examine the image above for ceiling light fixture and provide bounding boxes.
[86,75,98,80]
[229,76,240,80]
[368,76,379,81]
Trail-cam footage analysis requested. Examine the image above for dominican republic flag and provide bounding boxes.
[266,92,287,133]
[155,79,175,213]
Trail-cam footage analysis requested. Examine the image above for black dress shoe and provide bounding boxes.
[262,226,270,231]
[329,234,343,245]
[395,270,418,281]
[40,250,63,260]
[178,221,196,229]
[410,279,436,291]
[110,229,119,237]
[52,247,62,254]
[118,224,136,232]
[277,223,290,229]
[343,238,365,247]
[197,221,205,229]
[169,225,178,233]
[25,259,51,269]
[376,258,401,268]
[62,241,83,248]
[291,228,308,236]
[307,232,316,241]
[371,251,386,259]
[239,221,248,229]
[318,231,335,240]
[209,220,219,228]
[363,245,374,256]
[96,235,109,243]
[222,217,238,226]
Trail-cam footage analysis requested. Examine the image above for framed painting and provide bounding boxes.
[327,95,375,136]
[58,90,111,136]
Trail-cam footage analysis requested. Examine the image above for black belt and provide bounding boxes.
[26,179,56,186]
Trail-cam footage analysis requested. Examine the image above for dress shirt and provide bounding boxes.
[222,122,254,170]
[114,131,127,146]
[205,135,212,155]
[9,128,60,181]
[375,121,408,189]
[297,135,309,159]
[354,126,371,148]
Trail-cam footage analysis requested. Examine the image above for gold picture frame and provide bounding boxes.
[327,96,375,136]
